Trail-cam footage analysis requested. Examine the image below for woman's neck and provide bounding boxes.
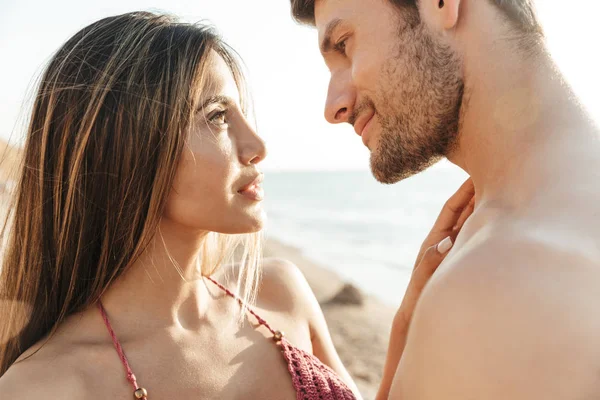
[99,219,214,334]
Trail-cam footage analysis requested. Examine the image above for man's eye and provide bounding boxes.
[334,37,348,54]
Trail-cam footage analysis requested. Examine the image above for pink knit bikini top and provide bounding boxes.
[98,276,357,400]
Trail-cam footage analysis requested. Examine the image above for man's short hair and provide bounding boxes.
[290,0,542,36]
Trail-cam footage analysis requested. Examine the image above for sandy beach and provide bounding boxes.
[264,237,397,400]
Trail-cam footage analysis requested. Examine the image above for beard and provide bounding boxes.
[369,18,465,184]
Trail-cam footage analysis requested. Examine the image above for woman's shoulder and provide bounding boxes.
[258,257,319,316]
[0,345,88,399]
[222,257,318,320]
[0,315,121,400]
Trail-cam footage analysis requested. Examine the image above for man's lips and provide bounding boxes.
[353,110,376,146]
[353,110,375,138]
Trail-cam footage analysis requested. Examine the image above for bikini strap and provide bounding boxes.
[204,276,283,340]
[98,302,149,399]
[97,276,281,400]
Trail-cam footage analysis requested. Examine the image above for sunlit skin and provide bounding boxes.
[0,52,365,399]
[317,0,462,183]
[313,0,600,398]
[0,27,480,400]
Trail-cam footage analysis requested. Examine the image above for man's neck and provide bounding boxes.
[449,42,598,207]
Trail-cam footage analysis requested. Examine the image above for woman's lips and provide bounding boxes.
[238,184,264,201]
[237,174,264,201]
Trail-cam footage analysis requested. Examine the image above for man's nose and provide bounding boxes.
[324,72,356,125]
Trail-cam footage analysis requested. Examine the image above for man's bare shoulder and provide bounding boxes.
[393,225,600,399]
[442,220,597,281]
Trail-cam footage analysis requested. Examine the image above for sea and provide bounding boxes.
[263,163,468,306]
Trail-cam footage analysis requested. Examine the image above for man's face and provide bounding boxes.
[315,0,464,183]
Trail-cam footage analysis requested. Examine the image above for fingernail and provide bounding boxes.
[437,237,454,254]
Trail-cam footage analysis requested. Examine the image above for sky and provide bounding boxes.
[0,0,598,171]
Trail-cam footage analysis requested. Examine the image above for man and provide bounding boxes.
[289,0,600,399]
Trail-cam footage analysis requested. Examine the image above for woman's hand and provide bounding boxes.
[399,178,475,324]
[376,178,475,400]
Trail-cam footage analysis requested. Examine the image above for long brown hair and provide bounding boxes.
[0,11,262,376]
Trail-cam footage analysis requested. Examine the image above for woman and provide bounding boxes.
[0,12,474,399]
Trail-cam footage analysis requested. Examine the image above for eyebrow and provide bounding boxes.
[320,18,343,54]
[199,95,236,110]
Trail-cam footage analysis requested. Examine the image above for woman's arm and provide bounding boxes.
[376,179,475,400]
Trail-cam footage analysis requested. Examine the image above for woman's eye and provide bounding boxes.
[208,110,228,125]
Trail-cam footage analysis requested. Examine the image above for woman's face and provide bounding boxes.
[164,52,267,234]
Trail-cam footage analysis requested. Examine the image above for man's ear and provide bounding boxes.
[420,0,462,31]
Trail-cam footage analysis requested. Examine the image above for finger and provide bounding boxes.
[404,237,454,313]
[412,237,453,282]
[453,195,476,231]
[431,179,475,233]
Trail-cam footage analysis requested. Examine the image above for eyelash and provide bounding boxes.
[334,36,349,55]
[208,110,228,126]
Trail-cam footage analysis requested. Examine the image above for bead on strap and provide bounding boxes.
[98,302,149,399]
